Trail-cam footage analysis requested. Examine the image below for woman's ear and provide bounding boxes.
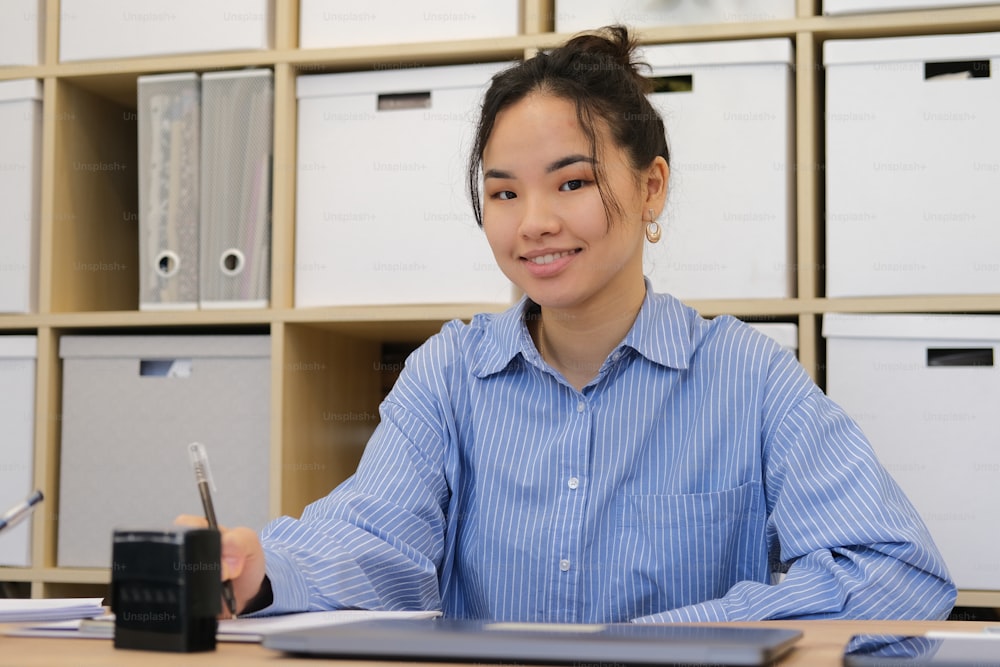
[643,156,669,212]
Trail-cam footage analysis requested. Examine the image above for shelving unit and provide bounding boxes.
[2,0,999,608]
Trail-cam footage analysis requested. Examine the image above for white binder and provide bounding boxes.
[199,69,272,309]
[138,72,200,311]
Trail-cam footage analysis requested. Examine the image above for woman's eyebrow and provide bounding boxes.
[484,155,595,180]
[547,154,595,173]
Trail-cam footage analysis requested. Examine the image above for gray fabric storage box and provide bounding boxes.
[58,335,271,568]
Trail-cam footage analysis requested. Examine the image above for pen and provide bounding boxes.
[188,442,238,617]
[0,489,44,534]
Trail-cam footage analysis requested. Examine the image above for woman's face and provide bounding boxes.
[481,91,666,314]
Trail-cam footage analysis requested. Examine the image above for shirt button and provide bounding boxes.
[567,477,579,490]
[576,401,585,413]
[559,559,571,572]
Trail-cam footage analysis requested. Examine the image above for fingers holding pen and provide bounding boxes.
[172,514,267,616]
[172,515,232,577]
[220,527,267,615]
[173,514,243,617]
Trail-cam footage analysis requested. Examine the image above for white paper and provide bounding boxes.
[4,608,441,642]
[0,598,105,623]
[2,614,114,639]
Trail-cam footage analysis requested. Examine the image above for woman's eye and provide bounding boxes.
[560,179,585,191]
[491,190,516,201]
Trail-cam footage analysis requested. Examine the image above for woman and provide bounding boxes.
[182,26,956,623]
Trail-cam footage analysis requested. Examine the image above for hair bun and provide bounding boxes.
[562,25,650,92]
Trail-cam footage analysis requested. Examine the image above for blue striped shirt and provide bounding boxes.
[258,286,956,622]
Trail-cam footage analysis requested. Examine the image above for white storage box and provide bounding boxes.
[641,39,795,300]
[0,0,43,66]
[58,335,271,568]
[0,336,37,567]
[556,0,796,32]
[824,313,1000,590]
[0,79,42,314]
[825,0,997,15]
[300,0,519,49]
[295,62,515,307]
[825,32,1000,298]
[59,0,272,62]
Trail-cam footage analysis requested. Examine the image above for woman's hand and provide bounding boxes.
[174,514,268,617]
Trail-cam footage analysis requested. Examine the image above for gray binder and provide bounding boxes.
[199,68,273,309]
[138,72,201,310]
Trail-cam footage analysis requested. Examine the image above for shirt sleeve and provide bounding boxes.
[248,387,452,616]
[634,389,957,623]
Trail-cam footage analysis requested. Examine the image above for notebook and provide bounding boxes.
[262,617,802,666]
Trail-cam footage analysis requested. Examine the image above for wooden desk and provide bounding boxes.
[0,620,994,667]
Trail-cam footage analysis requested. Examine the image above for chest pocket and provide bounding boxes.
[613,481,767,618]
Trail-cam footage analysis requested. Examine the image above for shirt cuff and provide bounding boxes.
[241,545,312,617]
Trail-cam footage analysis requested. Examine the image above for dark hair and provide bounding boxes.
[467,25,670,228]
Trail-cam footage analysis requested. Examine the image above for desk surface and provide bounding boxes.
[0,620,994,667]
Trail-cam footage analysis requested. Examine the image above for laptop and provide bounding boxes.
[262,617,802,666]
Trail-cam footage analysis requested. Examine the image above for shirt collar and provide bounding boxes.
[621,280,695,371]
[469,296,538,378]
[470,279,696,378]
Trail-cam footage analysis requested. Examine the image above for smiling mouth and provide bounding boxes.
[526,250,580,265]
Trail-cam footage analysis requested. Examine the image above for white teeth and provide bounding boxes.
[529,250,575,265]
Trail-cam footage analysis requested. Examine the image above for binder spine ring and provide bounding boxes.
[219,249,246,277]
[154,250,182,279]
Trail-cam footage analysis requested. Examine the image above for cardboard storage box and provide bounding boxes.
[58,335,271,568]
[825,0,997,15]
[0,79,42,314]
[295,62,514,307]
[299,0,519,48]
[825,32,1000,297]
[824,313,1000,590]
[0,0,43,66]
[0,336,37,567]
[59,0,272,61]
[556,0,795,32]
[641,39,796,300]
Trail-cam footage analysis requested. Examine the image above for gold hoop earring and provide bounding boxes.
[645,209,662,244]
